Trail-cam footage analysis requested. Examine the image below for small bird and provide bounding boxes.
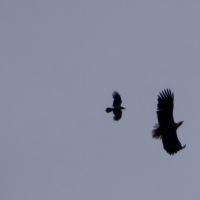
[152,89,186,155]
[106,91,125,121]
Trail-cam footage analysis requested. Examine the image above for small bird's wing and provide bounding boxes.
[113,110,122,121]
[157,89,174,126]
[162,129,186,155]
[112,91,122,108]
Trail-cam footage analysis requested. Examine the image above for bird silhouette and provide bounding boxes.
[152,89,186,155]
[106,91,125,121]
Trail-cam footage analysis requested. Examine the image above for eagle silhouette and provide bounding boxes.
[152,89,186,155]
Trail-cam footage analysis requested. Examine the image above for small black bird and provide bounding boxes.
[106,91,125,121]
[152,89,186,155]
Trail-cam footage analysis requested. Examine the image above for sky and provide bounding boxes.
[1,1,200,200]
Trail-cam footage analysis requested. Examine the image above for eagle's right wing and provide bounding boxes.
[112,91,122,108]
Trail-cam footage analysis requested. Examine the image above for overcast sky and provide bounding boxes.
[1,1,200,200]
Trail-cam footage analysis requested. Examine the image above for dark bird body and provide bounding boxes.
[152,89,186,155]
[106,91,125,121]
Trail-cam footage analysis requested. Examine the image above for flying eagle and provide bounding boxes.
[152,89,186,155]
[106,91,125,121]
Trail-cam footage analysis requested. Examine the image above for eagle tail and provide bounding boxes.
[105,108,113,113]
[152,124,162,139]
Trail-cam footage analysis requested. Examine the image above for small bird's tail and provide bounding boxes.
[105,108,113,113]
[152,124,162,139]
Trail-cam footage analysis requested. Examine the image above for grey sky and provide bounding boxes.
[1,1,200,199]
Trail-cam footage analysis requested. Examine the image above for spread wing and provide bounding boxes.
[157,89,174,126]
[112,91,122,108]
[113,110,122,121]
[162,129,186,155]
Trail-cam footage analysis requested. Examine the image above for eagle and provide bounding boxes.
[105,91,125,121]
[152,89,186,155]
